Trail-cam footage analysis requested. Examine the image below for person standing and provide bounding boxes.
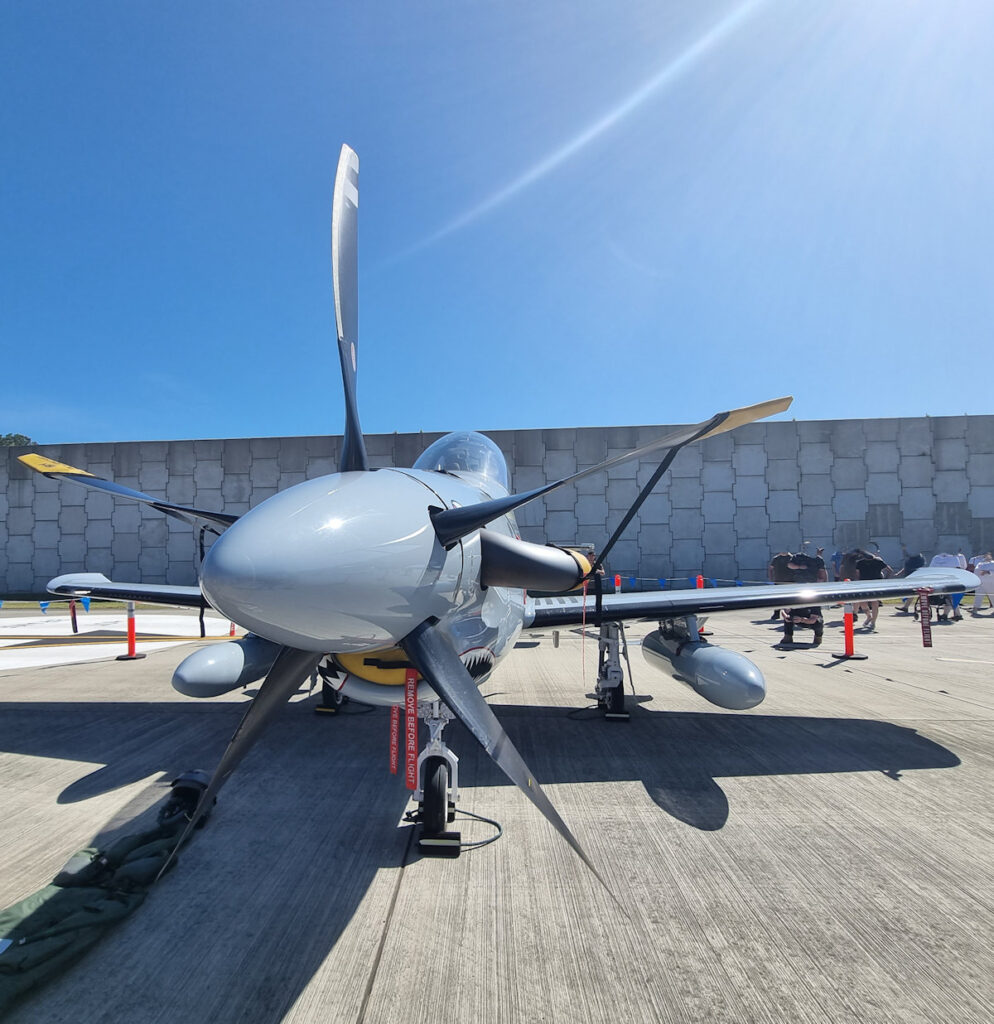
[894,548,926,613]
[971,553,994,614]
[929,552,962,621]
[829,549,844,581]
[855,549,892,630]
[767,550,793,621]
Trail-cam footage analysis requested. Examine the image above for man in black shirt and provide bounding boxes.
[767,551,794,621]
[780,552,827,646]
[854,551,892,629]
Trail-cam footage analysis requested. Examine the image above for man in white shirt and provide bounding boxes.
[971,553,994,614]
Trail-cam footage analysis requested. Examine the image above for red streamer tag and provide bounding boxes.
[405,669,418,790]
[388,706,400,774]
[918,589,933,648]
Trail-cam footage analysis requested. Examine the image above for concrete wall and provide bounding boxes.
[3,416,993,597]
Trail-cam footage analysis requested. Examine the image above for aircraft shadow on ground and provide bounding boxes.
[0,695,961,1021]
[0,696,960,827]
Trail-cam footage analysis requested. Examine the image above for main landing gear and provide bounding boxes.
[314,661,350,715]
[410,701,462,857]
[595,622,629,721]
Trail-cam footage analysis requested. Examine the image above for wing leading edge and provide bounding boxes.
[47,573,206,609]
[525,568,979,629]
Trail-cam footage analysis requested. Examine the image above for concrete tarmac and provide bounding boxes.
[1,604,992,1023]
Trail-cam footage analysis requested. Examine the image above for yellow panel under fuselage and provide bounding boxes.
[336,647,421,685]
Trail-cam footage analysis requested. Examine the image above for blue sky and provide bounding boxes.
[3,1,992,445]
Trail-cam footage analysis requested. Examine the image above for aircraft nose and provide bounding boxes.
[200,522,263,612]
[200,470,462,652]
[202,526,258,593]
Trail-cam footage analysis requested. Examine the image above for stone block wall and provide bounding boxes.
[2,416,993,596]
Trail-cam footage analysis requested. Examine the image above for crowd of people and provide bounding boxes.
[765,543,994,646]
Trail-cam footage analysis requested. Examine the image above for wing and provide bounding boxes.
[525,568,979,629]
[18,454,238,532]
[48,573,206,609]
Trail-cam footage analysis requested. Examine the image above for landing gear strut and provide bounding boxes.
[412,701,461,856]
[314,660,349,715]
[595,622,629,721]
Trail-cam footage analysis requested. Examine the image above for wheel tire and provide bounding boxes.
[605,684,624,716]
[321,680,344,706]
[422,756,448,835]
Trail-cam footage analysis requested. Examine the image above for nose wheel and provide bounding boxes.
[420,755,453,836]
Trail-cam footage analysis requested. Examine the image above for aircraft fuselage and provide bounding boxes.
[199,433,526,704]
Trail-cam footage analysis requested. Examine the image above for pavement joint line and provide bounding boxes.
[840,666,994,710]
[355,823,417,1024]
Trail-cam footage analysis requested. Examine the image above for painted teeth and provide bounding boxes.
[460,650,495,680]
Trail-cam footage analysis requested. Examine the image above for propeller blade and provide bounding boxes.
[332,143,368,473]
[430,396,792,547]
[17,454,237,531]
[400,619,609,891]
[157,645,322,879]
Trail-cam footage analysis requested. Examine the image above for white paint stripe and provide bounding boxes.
[0,614,234,671]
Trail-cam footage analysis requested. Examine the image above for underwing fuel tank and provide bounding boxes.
[172,635,283,698]
[642,629,766,710]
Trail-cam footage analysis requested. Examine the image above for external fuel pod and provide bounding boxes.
[172,635,283,698]
[642,629,766,710]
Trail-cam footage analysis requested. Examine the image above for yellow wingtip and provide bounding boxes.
[18,453,95,477]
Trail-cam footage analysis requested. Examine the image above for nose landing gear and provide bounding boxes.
[410,701,461,856]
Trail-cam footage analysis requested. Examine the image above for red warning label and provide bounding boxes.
[389,706,400,774]
[918,589,933,648]
[405,669,418,790]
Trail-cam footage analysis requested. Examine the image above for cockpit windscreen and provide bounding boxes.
[412,431,509,490]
